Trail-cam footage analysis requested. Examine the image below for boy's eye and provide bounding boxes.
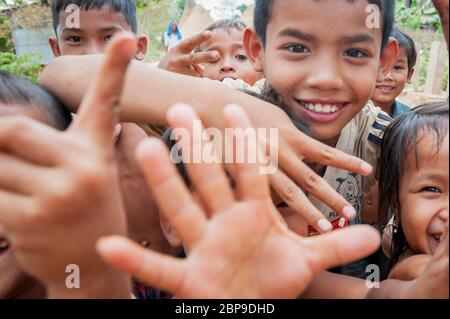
[394,65,404,71]
[235,54,248,61]
[284,44,310,54]
[104,35,114,42]
[344,48,368,58]
[421,186,441,193]
[67,36,83,43]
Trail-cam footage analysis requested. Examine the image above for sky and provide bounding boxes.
[197,0,254,20]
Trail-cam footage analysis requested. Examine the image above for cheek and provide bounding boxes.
[203,65,221,81]
[400,200,431,253]
[346,65,378,104]
[238,63,262,85]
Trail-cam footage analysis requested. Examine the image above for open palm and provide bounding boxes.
[97,104,380,299]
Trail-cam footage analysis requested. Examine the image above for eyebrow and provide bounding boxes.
[339,34,376,45]
[206,43,243,52]
[416,172,447,183]
[61,26,124,33]
[278,28,317,42]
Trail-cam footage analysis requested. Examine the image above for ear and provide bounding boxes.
[377,37,399,83]
[135,34,148,61]
[48,37,61,57]
[407,67,415,84]
[159,213,183,248]
[243,27,264,73]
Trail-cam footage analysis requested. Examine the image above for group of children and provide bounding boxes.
[0,0,448,299]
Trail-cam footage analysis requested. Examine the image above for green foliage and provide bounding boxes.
[0,51,42,82]
[395,0,442,31]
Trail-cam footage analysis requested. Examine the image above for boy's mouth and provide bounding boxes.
[294,99,350,124]
[376,85,395,93]
[429,232,442,250]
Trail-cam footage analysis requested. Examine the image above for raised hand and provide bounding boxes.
[409,221,449,299]
[0,33,137,298]
[97,103,380,299]
[158,31,220,77]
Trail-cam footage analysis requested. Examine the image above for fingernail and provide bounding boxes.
[318,219,333,232]
[360,162,373,175]
[343,206,356,220]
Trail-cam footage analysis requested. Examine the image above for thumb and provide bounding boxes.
[69,32,137,147]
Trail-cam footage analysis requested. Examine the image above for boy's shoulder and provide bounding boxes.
[220,78,267,94]
[354,100,393,146]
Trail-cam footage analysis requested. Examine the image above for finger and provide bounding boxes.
[223,104,270,201]
[136,138,207,249]
[192,64,205,75]
[0,152,50,195]
[0,116,63,165]
[176,31,213,53]
[97,236,185,295]
[70,32,137,147]
[303,225,381,272]
[295,135,373,176]
[281,150,357,220]
[177,51,220,67]
[270,171,332,233]
[167,104,234,215]
[0,190,31,229]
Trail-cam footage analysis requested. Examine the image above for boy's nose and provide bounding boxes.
[85,42,104,55]
[305,58,345,91]
[220,58,236,73]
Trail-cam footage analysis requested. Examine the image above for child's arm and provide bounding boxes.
[432,0,449,48]
[387,255,430,281]
[0,35,138,298]
[96,103,381,299]
[39,42,373,234]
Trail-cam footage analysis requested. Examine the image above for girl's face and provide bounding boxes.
[398,131,449,255]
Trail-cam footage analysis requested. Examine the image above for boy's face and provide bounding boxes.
[398,132,449,255]
[245,0,397,145]
[202,29,262,86]
[49,6,147,60]
[0,103,51,298]
[371,48,414,111]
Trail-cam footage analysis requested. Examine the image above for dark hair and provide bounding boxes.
[0,71,72,130]
[197,19,247,52]
[206,19,247,33]
[391,26,417,71]
[254,0,394,51]
[378,101,449,269]
[51,0,137,34]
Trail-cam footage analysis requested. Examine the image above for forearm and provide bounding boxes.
[301,271,370,299]
[40,55,278,128]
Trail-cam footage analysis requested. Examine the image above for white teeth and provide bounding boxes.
[303,102,341,114]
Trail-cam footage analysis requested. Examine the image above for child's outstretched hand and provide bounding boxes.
[409,220,449,299]
[158,31,220,77]
[0,33,137,298]
[97,103,380,299]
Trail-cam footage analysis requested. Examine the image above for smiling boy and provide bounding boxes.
[49,0,147,59]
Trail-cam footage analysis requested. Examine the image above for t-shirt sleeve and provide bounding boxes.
[355,101,393,196]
